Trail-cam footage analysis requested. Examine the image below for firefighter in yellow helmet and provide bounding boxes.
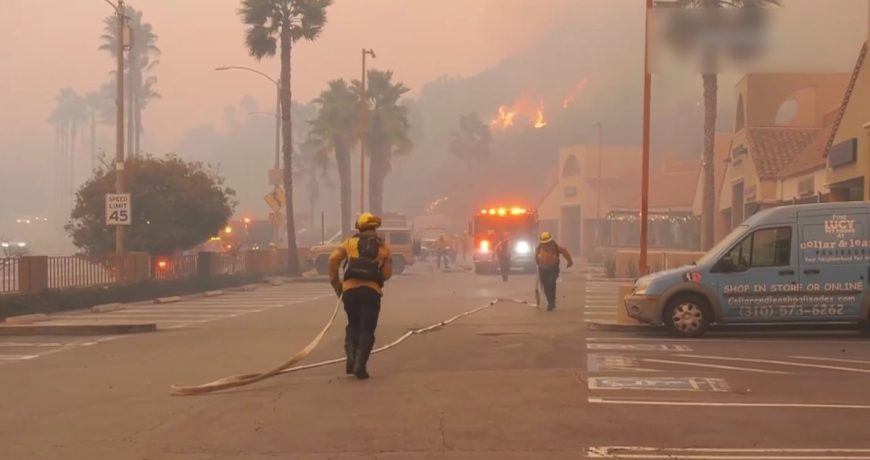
[535,232,573,311]
[328,213,393,379]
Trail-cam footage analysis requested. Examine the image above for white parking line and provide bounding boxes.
[587,446,870,459]
[674,354,870,374]
[0,354,39,361]
[588,397,870,410]
[791,356,870,366]
[642,358,790,374]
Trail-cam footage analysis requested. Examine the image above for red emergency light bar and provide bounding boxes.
[479,207,528,216]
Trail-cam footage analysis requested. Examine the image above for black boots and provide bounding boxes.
[352,341,374,379]
[344,343,356,375]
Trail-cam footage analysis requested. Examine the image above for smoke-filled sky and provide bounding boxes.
[0,0,583,152]
[0,0,867,228]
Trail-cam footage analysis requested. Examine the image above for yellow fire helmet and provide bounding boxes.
[539,232,553,244]
[356,212,382,231]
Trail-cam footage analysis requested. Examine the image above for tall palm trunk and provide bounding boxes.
[69,122,78,199]
[701,73,717,249]
[280,24,300,275]
[335,142,352,236]
[368,149,388,215]
[90,113,97,172]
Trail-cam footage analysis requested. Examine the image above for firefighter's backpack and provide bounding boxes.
[537,242,560,269]
[344,234,384,285]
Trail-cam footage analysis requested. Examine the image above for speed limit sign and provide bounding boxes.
[106,194,132,226]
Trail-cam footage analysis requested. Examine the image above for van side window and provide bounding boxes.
[724,227,792,269]
[388,232,410,245]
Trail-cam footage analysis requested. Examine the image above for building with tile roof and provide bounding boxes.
[825,41,869,201]
[716,73,850,234]
[538,145,701,255]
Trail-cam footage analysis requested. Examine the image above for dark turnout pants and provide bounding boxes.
[539,266,559,310]
[343,286,382,374]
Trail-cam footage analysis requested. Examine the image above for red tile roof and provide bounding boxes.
[744,127,820,179]
[824,41,867,157]
[778,124,834,178]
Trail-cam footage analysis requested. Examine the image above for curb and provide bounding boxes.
[4,313,50,325]
[203,290,224,297]
[0,323,157,336]
[287,277,329,283]
[91,303,124,313]
[586,320,658,332]
[155,296,183,304]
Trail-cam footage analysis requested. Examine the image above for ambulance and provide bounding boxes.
[624,202,870,337]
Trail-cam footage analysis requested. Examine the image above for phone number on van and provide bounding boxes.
[738,304,846,318]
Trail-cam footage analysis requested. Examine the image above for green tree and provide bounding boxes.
[448,112,492,191]
[239,0,332,275]
[659,0,780,249]
[309,79,359,235]
[99,5,161,158]
[354,70,412,215]
[66,156,236,256]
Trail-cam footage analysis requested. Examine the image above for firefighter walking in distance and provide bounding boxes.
[328,213,393,379]
[435,235,450,270]
[535,232,573,311]
[493,232,512,282]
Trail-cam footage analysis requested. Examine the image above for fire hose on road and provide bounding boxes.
[170,281,541,396]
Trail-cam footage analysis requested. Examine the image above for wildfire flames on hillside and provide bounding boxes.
[489,78,588,131]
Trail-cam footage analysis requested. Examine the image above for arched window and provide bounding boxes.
[775,99,799,126]
[563,154,579,177]
[735,95,746,132]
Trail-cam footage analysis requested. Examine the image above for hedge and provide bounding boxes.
[0,273,264,320]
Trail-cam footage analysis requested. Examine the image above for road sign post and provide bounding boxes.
[106,194,132,226]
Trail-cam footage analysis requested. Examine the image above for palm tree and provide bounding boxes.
[448,113,492,191]
[239,0,333,275]
[310,79,359,235]
[99,5,160,158]
[48,88,87,219]
[354,69,412,215]
[659,0,780,249]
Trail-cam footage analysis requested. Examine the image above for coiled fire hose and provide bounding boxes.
[170,284,541,396]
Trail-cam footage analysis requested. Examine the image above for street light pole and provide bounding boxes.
[360,48,376,214]
[215,66,281,170]
[215,66,282,245]
[640,0,653,276]
[107,0,127,264]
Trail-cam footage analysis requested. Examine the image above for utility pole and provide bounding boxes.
[360,48,376,214]
[640,0,653,276]
[113,0,127,262]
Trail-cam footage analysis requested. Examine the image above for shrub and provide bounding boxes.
[627,258,638,279]
[0,273,263,319]
[604,257,616,278]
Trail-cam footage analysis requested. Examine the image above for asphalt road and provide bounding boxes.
[2,263,870,459]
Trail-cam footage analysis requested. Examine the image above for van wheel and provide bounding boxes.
[315,255,330,275]
[392,256,406,275]
[663,294,711,338]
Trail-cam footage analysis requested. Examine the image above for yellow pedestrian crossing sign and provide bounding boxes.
[264,187,285,212]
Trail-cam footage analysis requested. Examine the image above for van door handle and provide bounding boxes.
[803,269,821,275]
[778,269,795,276]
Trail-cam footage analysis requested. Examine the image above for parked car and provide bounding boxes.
[308,227,416,275]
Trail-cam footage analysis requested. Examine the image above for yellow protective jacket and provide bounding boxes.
[536,242,574,269]
[328,231,393,295]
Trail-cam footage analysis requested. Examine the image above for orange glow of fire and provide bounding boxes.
[562,78,589,109]
[534,105,547,129]
[490,105,517,129]
[490,99,548,130]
